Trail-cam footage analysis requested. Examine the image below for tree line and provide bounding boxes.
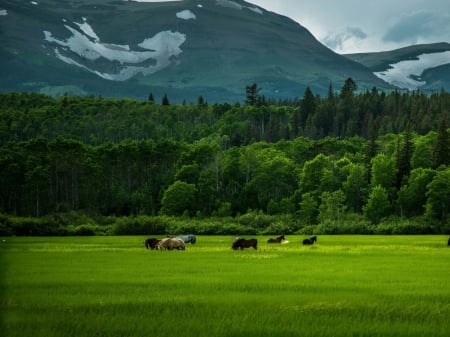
[1,79,449,145]
[0,81,449,234]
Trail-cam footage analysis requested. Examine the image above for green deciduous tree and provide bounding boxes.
[298,192,318,225]
[160,181,196,216]
[425,167,450,222]
[318,189,347,223]
[364,185,391,224]
[397,168,435,218]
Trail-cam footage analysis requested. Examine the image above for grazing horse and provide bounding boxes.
[177,234,197,244]
[232,237,258,250]
[144,238,161,250]
[157,238,185,251]
[267,235,285,243]
[302,236,317,245]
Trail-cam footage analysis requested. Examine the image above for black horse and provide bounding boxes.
[448,238,450,246]
[232,237,258,250]
[144,238,161,250]
[267,235,285,243]
[302,236,317,245]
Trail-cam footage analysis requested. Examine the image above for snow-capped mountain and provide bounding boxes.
[345,43,450,92]
[1,0,392,101]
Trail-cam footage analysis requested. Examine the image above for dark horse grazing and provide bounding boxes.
[144,238,161,250]
[232,237,258,250]
[302,236,317,245]
[177,234,197,244]
[267,235,285,243]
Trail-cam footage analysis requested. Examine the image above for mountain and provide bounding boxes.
[345,43,450,92]
[0,0,391,102]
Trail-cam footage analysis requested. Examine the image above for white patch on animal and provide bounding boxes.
[31,1,38,5]
[0,9,7,16]
[374,51,450,90]
[176,9,196,20]
[43,19,186,81]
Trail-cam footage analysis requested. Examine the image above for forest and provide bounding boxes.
[1,79,449,235]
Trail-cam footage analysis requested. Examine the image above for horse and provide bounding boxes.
[302,236,317,245]
[448,238,450,246]
[267,235,285,243]
[176,234,197,244]
[157,238,185,251]
[144,238,161,250]
[232,237,258,250]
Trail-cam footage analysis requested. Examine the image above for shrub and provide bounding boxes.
[111,216,170,235]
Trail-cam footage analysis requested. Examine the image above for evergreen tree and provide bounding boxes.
[162,93,170,106]
[299,87,316,130]
[245,83,260,106]
[432,118,450,168]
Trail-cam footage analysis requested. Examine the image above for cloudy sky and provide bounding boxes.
[134,0,450,53]
[251,0,450,53]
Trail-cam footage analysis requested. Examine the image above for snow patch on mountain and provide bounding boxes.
[176,10,196,20]
[215,0,263,14]
[75,17,100,41]
[43,19,186,81]
[374,51,450,90]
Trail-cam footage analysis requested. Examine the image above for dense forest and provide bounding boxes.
[1,80,449,235]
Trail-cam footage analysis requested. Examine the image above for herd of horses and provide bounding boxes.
[144,234,196,250]
[146,235,450,250]
[145,234,319,251]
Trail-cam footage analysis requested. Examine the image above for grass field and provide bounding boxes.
[1,235,449,337]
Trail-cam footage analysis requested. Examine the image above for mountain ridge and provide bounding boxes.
[1,0,394,101]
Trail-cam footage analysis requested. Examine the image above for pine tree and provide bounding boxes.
[245,83,260,106]
[432,118,450,169]
[162,93,170,106]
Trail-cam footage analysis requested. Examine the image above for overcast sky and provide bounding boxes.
[134,0,450,53]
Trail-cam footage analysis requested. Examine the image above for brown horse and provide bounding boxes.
[144,238,161,250]
[267,235,285,243]
[232,237,258,250]
[156,238,185,251]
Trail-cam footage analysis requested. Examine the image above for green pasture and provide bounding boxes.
[1,235,449,337]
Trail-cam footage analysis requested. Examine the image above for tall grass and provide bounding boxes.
[1,236,449,337]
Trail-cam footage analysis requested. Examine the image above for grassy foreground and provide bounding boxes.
[1,235,449,337]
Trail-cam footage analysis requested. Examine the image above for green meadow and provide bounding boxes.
[1,235,449,337]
